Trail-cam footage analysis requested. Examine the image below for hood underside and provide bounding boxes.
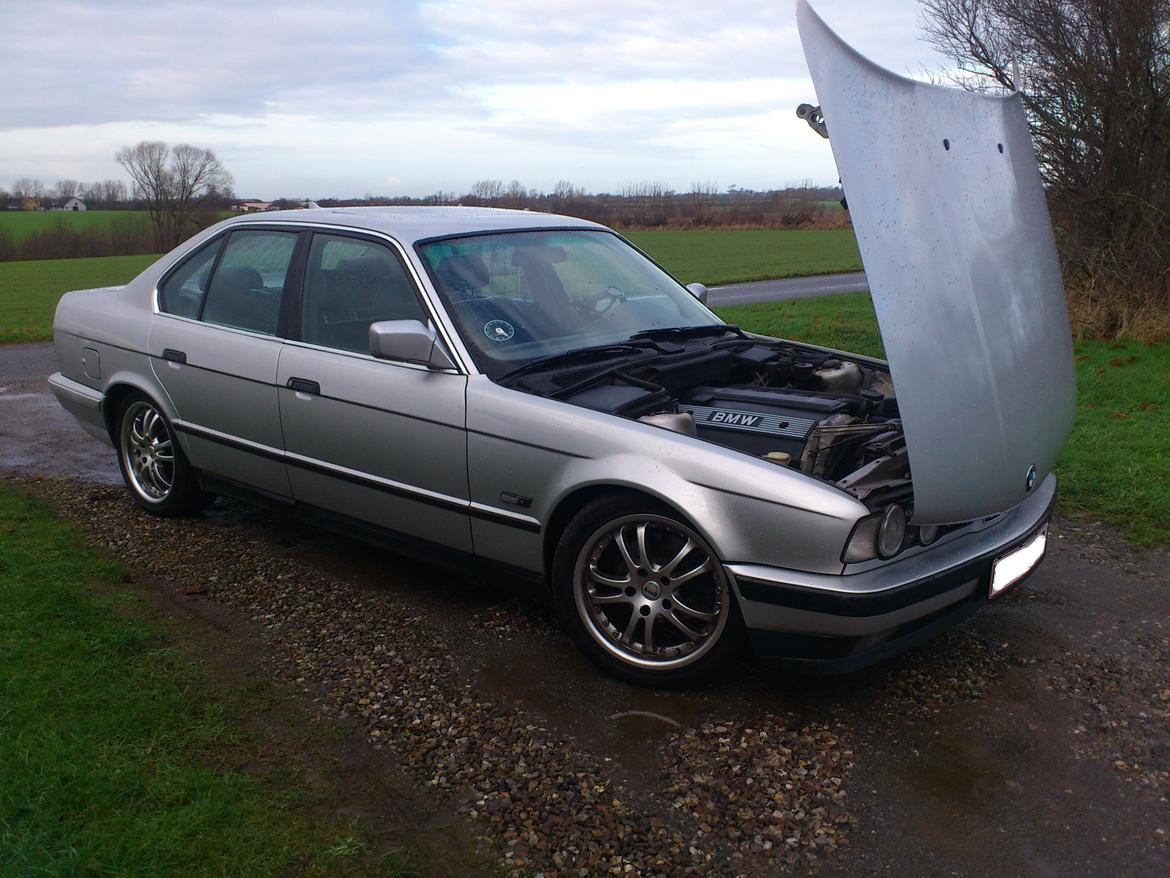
[797,0,1076,524]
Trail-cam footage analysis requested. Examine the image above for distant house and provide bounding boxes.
[62,197,86,211]
[234,200,277,212]
[18,197,40,211]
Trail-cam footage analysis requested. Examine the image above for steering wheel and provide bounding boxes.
[586,286,628,315]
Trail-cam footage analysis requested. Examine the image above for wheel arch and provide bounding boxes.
[101,377,176,441]
[541,483,710,580]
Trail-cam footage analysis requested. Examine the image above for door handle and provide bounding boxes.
[287,377,320,395]
[162,348,186,364]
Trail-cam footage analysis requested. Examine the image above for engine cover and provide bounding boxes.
[681,386,850,459]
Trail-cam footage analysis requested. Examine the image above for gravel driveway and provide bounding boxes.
[3,345,1168,875]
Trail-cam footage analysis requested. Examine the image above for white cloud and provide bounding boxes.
[0,0,950,196]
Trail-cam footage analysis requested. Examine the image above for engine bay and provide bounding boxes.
[511,336,912,508]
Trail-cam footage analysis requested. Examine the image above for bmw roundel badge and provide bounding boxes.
[1025,464,1037,492]
[484,319,515,342]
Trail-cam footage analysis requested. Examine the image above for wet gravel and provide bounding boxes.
[22,477,854,876]
[665,719,852,867]
[1049,618,1170,795]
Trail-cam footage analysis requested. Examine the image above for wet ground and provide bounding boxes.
[3,344,1167,875]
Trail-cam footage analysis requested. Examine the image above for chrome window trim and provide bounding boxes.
[151,220,479,375]
[279,336,461,375]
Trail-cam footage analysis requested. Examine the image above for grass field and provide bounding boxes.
[0,486,407,876]
[0,254,157,343]
[717,294,1170,547]
[0,230,862,343]
[0,209,151,240]
[626,229,861,285]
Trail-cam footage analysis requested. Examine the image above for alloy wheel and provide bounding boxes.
[119,400,176,503]
[573,514,729,670]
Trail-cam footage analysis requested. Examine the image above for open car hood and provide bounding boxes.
[797,0,1076,524]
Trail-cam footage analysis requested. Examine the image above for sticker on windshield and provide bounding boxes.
[484,319,515,342]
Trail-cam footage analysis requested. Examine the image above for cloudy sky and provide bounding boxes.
[0,0,950,198]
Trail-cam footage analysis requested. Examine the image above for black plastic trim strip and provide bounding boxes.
[173,421,540,533]
[736,501,1053,617]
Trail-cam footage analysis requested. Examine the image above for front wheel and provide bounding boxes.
[115,392,209,516]
[552,495,744,686]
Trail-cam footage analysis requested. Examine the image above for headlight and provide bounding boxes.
[876,504,907,558]
[917,523,940,545]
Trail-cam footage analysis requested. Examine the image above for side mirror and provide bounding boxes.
[686,282,709,304]
[369,320,456,370]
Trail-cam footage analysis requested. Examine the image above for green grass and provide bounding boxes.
[0,254,157,343]
[717,293,1170,547]
[0,209,152,240]
[626,229,861,286]
[0,487,407,876]
[0,230,863,344]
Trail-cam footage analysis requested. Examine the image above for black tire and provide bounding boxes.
[114,391,210,517]
[551,493,744,687]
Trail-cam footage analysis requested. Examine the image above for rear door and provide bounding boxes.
[797,0,1076,523]
[149,227,303,497]
[275,230,472,551]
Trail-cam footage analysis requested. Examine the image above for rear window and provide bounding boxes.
[158,238,223,319]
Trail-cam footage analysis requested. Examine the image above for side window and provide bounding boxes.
[158,238,223,318]
[301,234,428,354]
[201,230,298,335]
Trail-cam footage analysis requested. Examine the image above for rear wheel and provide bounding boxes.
[552,495,743,686]
[115,392,209,516]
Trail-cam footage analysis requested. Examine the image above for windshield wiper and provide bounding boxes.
[495,343,651,382]
[628,324,742,341]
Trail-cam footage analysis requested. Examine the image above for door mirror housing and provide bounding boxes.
[369,320,456,370]
[685,282,709,304]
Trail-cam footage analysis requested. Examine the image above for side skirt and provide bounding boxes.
[196,472,547,588]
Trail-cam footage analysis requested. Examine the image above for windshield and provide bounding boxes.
[418,229,721,377]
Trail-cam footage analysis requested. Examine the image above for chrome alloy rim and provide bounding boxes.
[119,401,176,503]
[573,515,729,670]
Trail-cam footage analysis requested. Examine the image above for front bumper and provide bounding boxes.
[727,474,1056,673]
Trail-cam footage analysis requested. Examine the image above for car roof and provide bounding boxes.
[226,205,606,244]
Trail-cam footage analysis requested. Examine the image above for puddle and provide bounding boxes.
[608,710,682,742]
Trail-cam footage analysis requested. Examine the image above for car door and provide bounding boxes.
[149,226,304,497]
[276,230,472,551]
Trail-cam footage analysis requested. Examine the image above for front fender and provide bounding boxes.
[466,377,866,576]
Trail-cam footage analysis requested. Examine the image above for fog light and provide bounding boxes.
[918,523,940,546]
[876,504,907,558]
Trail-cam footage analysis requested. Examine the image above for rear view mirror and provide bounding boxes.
[369,320,456,370]
[686,282,709,304]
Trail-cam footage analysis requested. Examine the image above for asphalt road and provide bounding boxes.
[707,271,868,307]
[2,278,1168,875]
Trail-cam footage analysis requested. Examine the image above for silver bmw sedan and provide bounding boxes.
[48,7,1074,685]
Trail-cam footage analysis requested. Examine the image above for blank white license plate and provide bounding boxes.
[990,525,1048,598]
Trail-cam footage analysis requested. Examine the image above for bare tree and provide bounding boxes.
[169,144,232,242]
[116,141,233,248]
[552,180,586,203]
[12,178,45,201]
[505,179,527,207]
[54,179,80,201]
[921,0,1170,337]
[470,179,505,203]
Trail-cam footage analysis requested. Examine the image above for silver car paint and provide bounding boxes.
[150,317,292,497]
[798,0,1076,524]
[276,342,474,553]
